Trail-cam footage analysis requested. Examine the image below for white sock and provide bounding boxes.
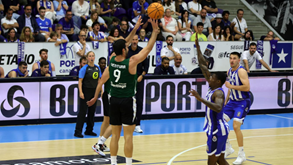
[226,139,232,148]
[98,136,107,145]
[126,157,132,165]
[111,156,117,164]
[239,146,244,153]
[97,136,101,143]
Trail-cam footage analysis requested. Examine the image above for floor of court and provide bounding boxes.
[0,113,293,165]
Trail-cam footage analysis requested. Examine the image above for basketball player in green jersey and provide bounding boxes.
[87,19,159,165]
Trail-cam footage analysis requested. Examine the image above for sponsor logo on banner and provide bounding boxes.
[59,44,75,74]
[179,47,192,55]
[0,83,39,120]
[0,155,140,165]
[0,54,35,65]
[218,44,244,59]
[272,43,293,68]
[1,85,30,118]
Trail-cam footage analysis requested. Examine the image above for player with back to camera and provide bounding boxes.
[87,17,159,165]
[189,33,229,165]
[223,51,251,165]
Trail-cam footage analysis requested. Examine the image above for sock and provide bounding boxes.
[239,146,244,153]
[111,156,117,165]
[126,157,132,165]
[226,139,232,148]
[97,136,101,143]
[98,136,107,145]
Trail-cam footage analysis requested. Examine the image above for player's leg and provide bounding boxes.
[217,131,229,165]
[232,99,250,165]
[99,91,111,136]
[121,97,137,165]
[207,134,220,165]
[135,80,144,133]
[223,101,235,157]
[110,125,122,165]
[217,153,229,165]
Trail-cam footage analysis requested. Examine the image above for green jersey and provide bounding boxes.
[109,57,137,97]
[104,79,111,93]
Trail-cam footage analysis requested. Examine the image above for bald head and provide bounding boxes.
[174,54,182,67]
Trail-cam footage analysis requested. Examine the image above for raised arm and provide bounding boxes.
[194,33,211,82]
[87,67,110,106]
[130,19,159,65]
[125,16,142,45]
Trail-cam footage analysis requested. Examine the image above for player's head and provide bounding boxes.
[98,57,106,70]
[161,57,170,69]
[86,51,95,63]
[131,35,139,48]
[229,52,241,68]
[249,42,257,55]
[79,56,87,68]
[39,48,48,61]
[40,60,50,75]
[166,35,174,46]
[174,54,182,67]
[210,72,227,88]
[18,61,28,74]
[113,39,128,57]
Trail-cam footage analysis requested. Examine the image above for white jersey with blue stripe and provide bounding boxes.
[203,87,229,136]
[227,66,250,101]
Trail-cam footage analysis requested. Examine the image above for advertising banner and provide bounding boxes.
[40,81,104,119]
[0,82,40,120]
[143,76,293,115]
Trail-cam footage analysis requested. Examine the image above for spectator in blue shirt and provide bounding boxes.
[69,56,87,76]
[5,61,29,78]
[154,57,175,75]
[31,60,52,77]
[222,10,234,28]
[36,7,52,40]
[53,0,68,21]
[132,0,149,22]
[58,10,75,41]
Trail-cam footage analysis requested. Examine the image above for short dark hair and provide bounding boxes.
[222,11,230,17]
[113,39,126,55]
[24,4,32,9]
[166,35,173,40]
[66,10,72,14]
[230,52,241,58]
[99,57,106,63]
[249,42,257,47]
[39,6,46,11]
[161,57,170,62]
[55,24,63,29]
[79,56,87,63]
[197,22,204,27]
[18,61,27,67]
[214,72,227,86]
[40,60,49,67]
[80,24,88,30]
[92,21,100,28]
[237,9,244,14]
[39,48,48,55]
[7,8,13,13]
[112,17,119,23]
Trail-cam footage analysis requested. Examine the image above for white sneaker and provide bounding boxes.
[103,143,110,152]
[92,143,106,157]
[233,152,246,165]
[225,147,234,158]
[134,126,143,133]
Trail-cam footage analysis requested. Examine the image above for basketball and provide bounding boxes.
[147,3,164,19]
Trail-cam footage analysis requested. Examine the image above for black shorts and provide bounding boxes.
[109,96,136,125]
[102,91,110,117]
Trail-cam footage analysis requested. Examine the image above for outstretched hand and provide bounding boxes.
[134,16,143,30]
[150,19,159,34]
[189,89,202,101]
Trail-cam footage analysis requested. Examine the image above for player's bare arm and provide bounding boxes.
[195,33,211,82]
[125,16,143,46]
[225,68,250,91]
[129,19,159,67]
[189,89,224,113]
[243,59,250,73]
[87,67,110,107]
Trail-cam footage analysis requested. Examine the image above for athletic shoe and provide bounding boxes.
[233,152,246,165]
[134,126,143,133]
[225,146,234,158]
[103,143,110,152]
[92,143,106,157]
